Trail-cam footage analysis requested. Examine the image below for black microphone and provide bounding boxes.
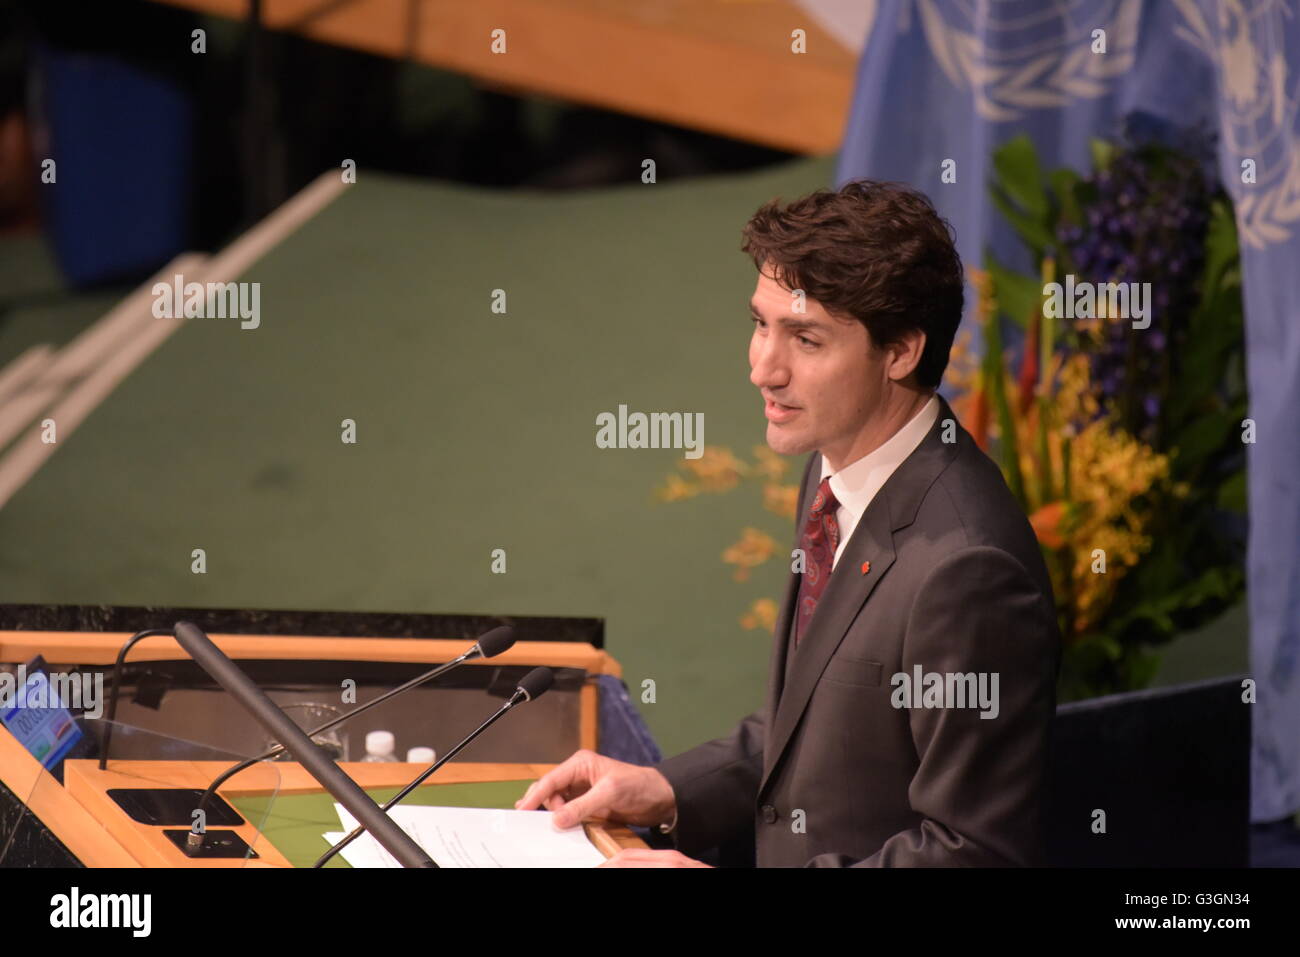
[512,667,554,703]
[314,666,554,868]
[100,628,175,770]
[186,625,517,847]
[172,621,436,868]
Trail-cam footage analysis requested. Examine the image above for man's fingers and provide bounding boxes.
[515,757,586,810]
[515,779,547,810]
[550,783,610,829]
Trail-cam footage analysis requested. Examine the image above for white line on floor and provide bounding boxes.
[0,171,348,510]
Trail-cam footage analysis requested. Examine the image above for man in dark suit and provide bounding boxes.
[516,180,1060,867]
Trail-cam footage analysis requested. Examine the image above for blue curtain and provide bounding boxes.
[835,0,1299,823]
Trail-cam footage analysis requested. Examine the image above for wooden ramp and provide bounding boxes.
[153,0,858,154]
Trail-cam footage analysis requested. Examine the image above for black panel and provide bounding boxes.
[0,603,604,647]
[104,660,589,695]
[1047,676,1250,867]
[108,788,243,827]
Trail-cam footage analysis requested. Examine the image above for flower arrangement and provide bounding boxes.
[959,127,1247,699]
[654,124,1247,701]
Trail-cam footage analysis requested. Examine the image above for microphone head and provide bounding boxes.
[474,626,516,659]
[515,667,553,703]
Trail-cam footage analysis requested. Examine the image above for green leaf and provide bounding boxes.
[986,254,1041,330]
[1035,395,1055,503]
[1064,635,1122,677]
[1089,137,1115,172]
[989,188,1056,253]
[1107,565,1243,640]
[1049,167,1083,229]
[1187,204,1243,343]
[992,134,1049,220]
[1169,400,1245,479]
[1200,198,1240,295]
[1167,334,1239,430]
[1217,470,1247,513]
[1096,634,1124,661]
[1169,272,1244,430]
[1123,535,1184,596]
[981,250,1026,508]
[1122,650,1162,689]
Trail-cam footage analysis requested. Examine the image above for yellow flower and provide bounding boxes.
[1058,415,1171,636]
[943,327,981,393]
[977,342,1173,639]
[763,483,799,519]
[740,598,779,632]
[722,527,778,582]
[682,446,748,491]
[967,265,996,326]
[653,472,701,503]
[750,446,790,482]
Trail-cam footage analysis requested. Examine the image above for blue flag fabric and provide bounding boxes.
[835,0,1299,823]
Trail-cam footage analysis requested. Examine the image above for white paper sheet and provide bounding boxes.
[324,804,607,868]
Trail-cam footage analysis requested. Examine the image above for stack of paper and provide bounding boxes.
[323,804,607,868]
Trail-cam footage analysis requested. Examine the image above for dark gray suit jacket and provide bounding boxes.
[655,394,1061,866]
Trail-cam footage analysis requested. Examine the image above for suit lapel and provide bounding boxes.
[758,395,962,798]
[764,454,821,715]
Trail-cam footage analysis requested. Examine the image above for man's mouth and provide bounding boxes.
[765,399,800,423]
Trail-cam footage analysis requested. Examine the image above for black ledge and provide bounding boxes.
[0,603,603,648]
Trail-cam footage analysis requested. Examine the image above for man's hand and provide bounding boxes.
[514,748,676,830]
[598,849,711,868]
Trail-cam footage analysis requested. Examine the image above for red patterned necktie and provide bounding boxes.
[794,477,840,649]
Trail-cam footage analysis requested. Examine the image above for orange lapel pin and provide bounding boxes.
[861,561,871,575]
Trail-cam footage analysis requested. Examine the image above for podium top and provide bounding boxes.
[0,603,604,648]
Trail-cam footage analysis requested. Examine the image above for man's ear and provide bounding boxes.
[887,328,927,382]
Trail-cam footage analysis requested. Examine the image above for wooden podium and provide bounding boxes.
[59,758,643,867]
[0,629,649,867]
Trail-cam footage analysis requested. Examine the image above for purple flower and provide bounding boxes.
[1056,133,1213,439]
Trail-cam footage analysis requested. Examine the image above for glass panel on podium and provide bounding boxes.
[1,716,283,867]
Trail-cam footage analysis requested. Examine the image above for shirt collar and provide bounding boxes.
[819,394,941,518]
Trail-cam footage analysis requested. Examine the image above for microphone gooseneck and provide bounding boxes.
[186,624,517,849]
[172,621,437,868]
[313,666,555,868]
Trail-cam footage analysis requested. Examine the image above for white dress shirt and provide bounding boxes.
[821,394,940,571]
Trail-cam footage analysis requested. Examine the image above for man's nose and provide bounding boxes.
[750,339,788,389]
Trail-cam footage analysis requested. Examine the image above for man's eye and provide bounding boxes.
[751,316,815,347]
